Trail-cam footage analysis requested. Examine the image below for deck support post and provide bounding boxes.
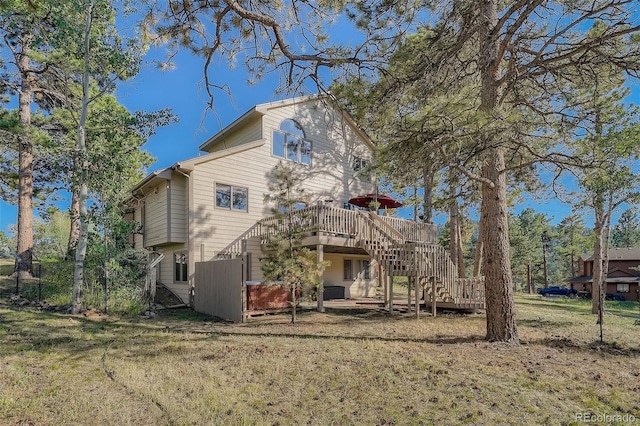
[415,277,420,319]
[407,276,412,312]
[431,276,437,318]
[317,244,324,313]
[382,268,387,306]
[241,240,248,323]
[387,274,393,313]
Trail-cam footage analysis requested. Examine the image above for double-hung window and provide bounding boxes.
[216,183,248,212]
[343,259,353,281]
[273,119,312,165]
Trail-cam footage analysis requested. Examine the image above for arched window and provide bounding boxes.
[272,119,312,165]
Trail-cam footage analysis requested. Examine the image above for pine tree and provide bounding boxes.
[262,162,327,323]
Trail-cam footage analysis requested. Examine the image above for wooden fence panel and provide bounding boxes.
[194,257,244,322]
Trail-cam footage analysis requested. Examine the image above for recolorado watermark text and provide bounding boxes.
[575,413,637,423]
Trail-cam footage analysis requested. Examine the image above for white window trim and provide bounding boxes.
[343,258,372,281]
[272,128,312,166]
[616,283,630,293]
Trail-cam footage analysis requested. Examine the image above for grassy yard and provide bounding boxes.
[0,278,639,426]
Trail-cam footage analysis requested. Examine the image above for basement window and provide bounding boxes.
[174,252,188,283]
[343,259,353,281]
[344,258,371,281]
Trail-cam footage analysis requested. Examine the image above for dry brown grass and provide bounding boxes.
[1,286,639,425]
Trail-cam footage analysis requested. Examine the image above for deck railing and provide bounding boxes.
[218,205,437,257]
[261,205,436,242]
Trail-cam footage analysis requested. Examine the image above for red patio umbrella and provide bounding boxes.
[347,193,403,210]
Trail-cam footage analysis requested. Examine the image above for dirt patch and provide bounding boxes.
[154,285,184,307]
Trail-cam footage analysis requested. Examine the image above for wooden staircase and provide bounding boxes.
[356,211,484,310]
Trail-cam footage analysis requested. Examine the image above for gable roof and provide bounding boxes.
[131,140,266,195]
[198,94,375,152]
[584,247,640,262]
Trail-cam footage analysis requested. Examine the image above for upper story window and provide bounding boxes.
[273,119,312,165]
[216,183,248,212]
[352,156,371,180]
[352,156,368,172]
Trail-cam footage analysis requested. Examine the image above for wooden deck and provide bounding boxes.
[216,205,485,311]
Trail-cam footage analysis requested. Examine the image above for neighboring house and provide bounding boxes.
[569,247,640,301]
[129,95,483,320]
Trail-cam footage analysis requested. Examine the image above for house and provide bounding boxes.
[129,95,484,321]
[569,247,640,301]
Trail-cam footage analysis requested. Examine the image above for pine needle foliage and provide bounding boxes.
[261,162,326,323]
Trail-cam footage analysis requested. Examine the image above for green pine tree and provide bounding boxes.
[262,162,328,323]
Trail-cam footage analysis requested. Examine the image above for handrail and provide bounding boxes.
[367,211,406,243]
[356,210,404,247]
[379,216,437,242]
[216,221,262,258]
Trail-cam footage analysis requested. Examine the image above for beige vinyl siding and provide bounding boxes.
[144,181,169,247]
[323,253,377,298]
[169,173,187,243]
[156,243,189,303]
[246,236,263,281]
[263,100,374,205]
[205,115,262,153]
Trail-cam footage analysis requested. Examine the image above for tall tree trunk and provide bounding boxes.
[456,222,465,278]
[449,196,459,270]
[480,148,518,343]
[422,163,433,223]
[591,103,606,316]
[67,185,80,256]
[448,168,465,278]
[600,214,612,330]
[569,222,576,278]
[478,0,518,343]
[72,1,94,314]
[413,185,418,222]
[591,202,605,315]
[591,197,613,322]
[15,42,34,279]
[473,215,484,277]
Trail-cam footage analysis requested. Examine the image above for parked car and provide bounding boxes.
[605,293,626,301]
[538,286,578,297]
